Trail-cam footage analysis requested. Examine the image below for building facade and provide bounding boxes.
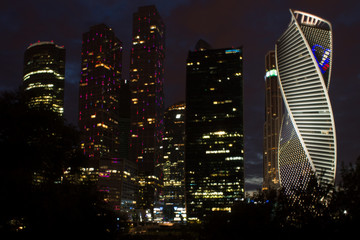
[185,40,244,221]
[276,10,336,194]
[78,24,130,211]
[263,50,283,191]
[129,5,165,215]
[163,102,186,222]
[23,41,65,116]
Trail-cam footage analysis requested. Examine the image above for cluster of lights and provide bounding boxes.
[225,49,240,54]
[213,99,233,105]
[212,207,231,212]
[99,169,121,178]
[23,69,64,81]
[311,44,331,74]
[206,149,230,154]
[265,69,278,79]
[25,83,54,91]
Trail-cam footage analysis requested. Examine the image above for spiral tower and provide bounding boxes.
[276,10,336,193]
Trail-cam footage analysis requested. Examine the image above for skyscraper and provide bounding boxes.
[23,41,65,116]
[276,10,336,194]
[129,5,165,214]
[263,50,283,191]
[185,40,244,221]
[163,102,186,222]
[78,24,128,211]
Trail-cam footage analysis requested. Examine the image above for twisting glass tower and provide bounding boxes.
[275,10,336,194]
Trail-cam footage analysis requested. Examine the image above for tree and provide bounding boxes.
[328,156,360,235]
[0,90,121,238]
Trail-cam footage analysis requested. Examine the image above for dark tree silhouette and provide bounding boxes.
[0,90,121,238]
[327,156,360,236]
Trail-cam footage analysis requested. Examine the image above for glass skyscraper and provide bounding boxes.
[129,5,165,215]
[23,41,65,116]
[163,102,186,222]
[78,24,130,211]
[185,40,244,222]
[276,10,336,194]
[263,50,282,191]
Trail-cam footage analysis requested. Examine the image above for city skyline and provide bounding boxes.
[1,0,359,192]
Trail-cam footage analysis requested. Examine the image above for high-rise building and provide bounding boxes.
[118,158,138,213]
[185,40,244,222]
[78,24,130,211]
[129,5,165,215]
[163,102,186,222]
[263,50,283,191]
[276,10,336,194]
[23,41,65,116]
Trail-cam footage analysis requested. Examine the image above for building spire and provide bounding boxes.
[195,39,212,51]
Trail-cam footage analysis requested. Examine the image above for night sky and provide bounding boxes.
[1,0,359,192]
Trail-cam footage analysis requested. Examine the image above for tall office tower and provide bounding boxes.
[276,10,336,195]
[263,51,283,191]
[129,5,165,214]
[163,102,186,222]
[79,24,127,211]
[185,40,244,222]
[23,41,65,116]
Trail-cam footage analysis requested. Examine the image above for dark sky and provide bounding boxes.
[1,0,359,192]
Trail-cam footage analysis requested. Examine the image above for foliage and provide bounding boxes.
[1,89,359,238]
[201,157,360,238]
[0,90,121,238]
[328,156,360,235]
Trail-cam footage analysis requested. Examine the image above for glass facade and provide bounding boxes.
[185,40,244,221]
[276,10,336,194]
[129,5,165,214]
[263,50,283,191]
[163,102,186,222]
[23,41,65,116]
[78,24,132,211]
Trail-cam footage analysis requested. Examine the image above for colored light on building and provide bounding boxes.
[78,23,133,213]
[311,44,331,73]
[263,50,282,191]
[265,69,278,78]
[276,9,336,195]
[225,49,240,54]
[129,5,165,213]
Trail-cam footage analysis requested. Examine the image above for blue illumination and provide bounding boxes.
[312,44,331,74]
[225,49,240,54]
